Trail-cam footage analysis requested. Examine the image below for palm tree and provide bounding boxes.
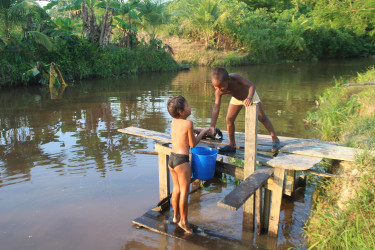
[137,0,170,40]
[113,0,140,48]
[0,0,54,51]
[176,0,228,48]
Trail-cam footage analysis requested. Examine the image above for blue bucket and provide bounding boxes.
[191,147,218,180]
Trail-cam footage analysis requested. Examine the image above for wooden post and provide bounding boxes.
[156,143,170,201]
[256,188,263,235]
[285,170,296,196]
[262,188,271,231]
[268,167,285,237]
[243,104,258,231]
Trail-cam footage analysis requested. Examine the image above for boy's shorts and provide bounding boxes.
[230,91,261,105]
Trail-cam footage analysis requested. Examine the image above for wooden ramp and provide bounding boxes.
[133,210,249,249]
[218,167,274,211]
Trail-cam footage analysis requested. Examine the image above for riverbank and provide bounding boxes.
[161,36,250,66]
[304,66,375,248]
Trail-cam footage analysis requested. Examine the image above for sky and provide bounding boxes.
[35,1,49,7]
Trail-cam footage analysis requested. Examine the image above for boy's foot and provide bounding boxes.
[218,145,236,154]
[203,128,223,140]
[272,141,281,153]
[178,222,192,234]
[173,215,180,224]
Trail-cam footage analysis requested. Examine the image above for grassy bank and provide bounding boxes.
[162,36,251,67]
[304,67,375,248]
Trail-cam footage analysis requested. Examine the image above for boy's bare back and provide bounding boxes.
[170,119,194,155]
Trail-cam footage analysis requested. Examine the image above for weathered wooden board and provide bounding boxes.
[132,210,249,249]
[268,167,285,237]
[119,127,368,161]
[225,132,367,162]
[279,141,362,162]
[265,153,323,171]
[217,167,274,211]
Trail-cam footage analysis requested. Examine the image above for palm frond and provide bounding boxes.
[26,31,54,51]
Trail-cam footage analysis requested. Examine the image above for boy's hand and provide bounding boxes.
[243,97,253,106]
[208,126,215,136]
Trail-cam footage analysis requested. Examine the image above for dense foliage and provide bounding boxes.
[1,0,374,86]
[166,0,375,62]
[0,0,178,87]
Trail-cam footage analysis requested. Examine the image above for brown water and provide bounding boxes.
[0,59,374,249]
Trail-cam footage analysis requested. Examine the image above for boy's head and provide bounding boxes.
[167,95,190,118]
[211,67,229,92]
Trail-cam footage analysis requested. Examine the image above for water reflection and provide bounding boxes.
[0,59,374,249]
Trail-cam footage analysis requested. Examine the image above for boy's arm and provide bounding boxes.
[231,73,256,106]
[187,121,209,148]
[209,90,222,135]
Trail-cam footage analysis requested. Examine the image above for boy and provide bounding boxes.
[208,67,280,153]
[167,96,209,234]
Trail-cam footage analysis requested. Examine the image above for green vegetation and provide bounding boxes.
[166,0,375,63]
[1,0,374,86]
[304,67,375,248]
[0,0,178,87]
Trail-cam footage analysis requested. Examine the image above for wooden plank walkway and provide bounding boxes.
[133,210,249,249]
[118,127,366,162]
[120,126,363,239]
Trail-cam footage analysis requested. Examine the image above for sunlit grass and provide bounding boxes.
[304,66,375,249]
[305,153,375,249]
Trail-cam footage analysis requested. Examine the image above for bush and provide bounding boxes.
[0,36,179,87]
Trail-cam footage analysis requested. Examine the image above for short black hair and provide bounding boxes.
[167,96,186,118]
[211,67,229,83]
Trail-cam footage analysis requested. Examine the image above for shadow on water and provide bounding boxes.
[0,58,373,249]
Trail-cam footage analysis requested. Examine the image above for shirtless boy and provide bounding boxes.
[167,96,209,233]
[209,67,280,153]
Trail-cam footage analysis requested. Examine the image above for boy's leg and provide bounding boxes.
[258,103,280,143]
[226,104,243,147]
[168,167,180,224]
[174,162,192,233]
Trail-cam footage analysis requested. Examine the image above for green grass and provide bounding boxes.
[304,66,375,249]
[305,153,375,249]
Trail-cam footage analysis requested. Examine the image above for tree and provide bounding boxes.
[137,0,170,39]
[312,0,375,38]
[176,0,228,48]
[0,0,54,51]
[113,0,140,48]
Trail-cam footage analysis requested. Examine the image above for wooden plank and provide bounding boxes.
[132,210,249,249]
[279,141,362,162]
[343,82,375,86]
[152,178,200,212]
[243,104,258,231]
[268,167,285,237]
[256,188,263,235]
[118,127,171,143]
[262,189,271,231]
[285,170,296,196]
[215,161,244,180]
[119,127,237,149]
[217,167,274,211]
[223,132,369,162]
[155,143,172,155]
[158,152,170,201]
[133,150,158,155]
[265,153,323,170]
[119,127,371,161]
[306,169,341,178]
